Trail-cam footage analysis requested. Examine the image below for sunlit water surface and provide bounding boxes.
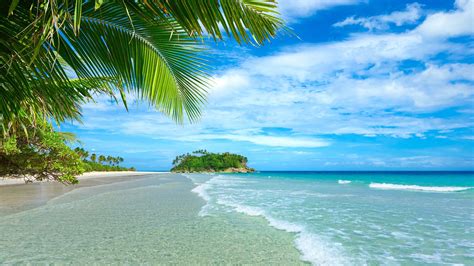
[188,171,474,265]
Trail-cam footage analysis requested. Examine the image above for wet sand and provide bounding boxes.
[0,172,162,215]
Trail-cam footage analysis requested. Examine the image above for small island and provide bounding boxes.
[171,150,255,173]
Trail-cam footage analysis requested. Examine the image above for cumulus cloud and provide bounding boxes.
[278,0,363,21]
[203,1,474,138]
[334,3,423,30]
[415,0,474,38]
[75,1,474,151]
[179,134,330,148]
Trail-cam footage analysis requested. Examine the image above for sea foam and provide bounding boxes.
[338,180,351,184]
[217,198,348,265]
[369,183,472,192]
[191,183,211,202]
[190,174,350,265]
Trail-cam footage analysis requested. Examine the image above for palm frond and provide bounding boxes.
[123,0,286,45]
[1,0,285,126]
[57,3,209,122]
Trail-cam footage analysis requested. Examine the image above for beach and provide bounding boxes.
[1,171,472,264]
[0,172,303,264]
[0,172,159,215]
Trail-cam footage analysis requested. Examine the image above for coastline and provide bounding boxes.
[0,172,304,264]
[0,171,164,186]
[0,171,163,216]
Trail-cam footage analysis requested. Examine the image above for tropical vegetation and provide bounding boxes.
[74,147,135,172]
[171,150,254,173]
[0,124,134,184]
[0,0,284,182]
[0,121,84,184]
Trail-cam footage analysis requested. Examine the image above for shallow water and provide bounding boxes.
[1,172,473,265]
[188,171,474,265]
[0,174,303,264]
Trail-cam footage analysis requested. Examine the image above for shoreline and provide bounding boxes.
[0,172,304,264]
[0,171,164,216]
[0,171,166,187]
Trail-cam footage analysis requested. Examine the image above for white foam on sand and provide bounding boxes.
[187,174,350,265]
[191,183,211,202]
[369,183,472,192]
[217,198,349,265]
[185,174,215,216]
[338,180,351,184]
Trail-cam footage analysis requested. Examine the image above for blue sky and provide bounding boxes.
[63,0,474,171]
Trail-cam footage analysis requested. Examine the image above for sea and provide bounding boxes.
[186,171,474,265]
[0,171,472,264]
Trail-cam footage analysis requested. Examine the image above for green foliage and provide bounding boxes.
[1,0,285,128]
[82,161,134,172]
[75,149,134,172]
[0,0,281,182]
[171,150,253,173]
[0,118,134,183]
[0,121,84,184]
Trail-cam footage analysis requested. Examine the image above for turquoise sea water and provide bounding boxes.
[187,171,474,265]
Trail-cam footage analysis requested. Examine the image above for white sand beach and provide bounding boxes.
[0,171,165,186]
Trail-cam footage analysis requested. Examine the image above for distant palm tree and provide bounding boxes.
[1,0,285,129]
[98,155,106,165]
[105,156,113,166]
[74,147,89,161]
[90,154,97,163]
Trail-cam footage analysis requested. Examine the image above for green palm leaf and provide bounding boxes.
[58,3,209,122]
[122,0,286,45]
[1,0,285,127]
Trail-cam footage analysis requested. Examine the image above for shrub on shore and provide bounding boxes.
[0,121,134,184]
[0,121,84,184]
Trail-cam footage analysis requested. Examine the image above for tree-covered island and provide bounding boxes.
[171,150,255,173]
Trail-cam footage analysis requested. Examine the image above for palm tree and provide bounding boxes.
[90,153,97,163]
[113,157,122,166]
[74,147,89,161]
[105,156,113,166]
[98,155,106,165]
[1,0,285,129]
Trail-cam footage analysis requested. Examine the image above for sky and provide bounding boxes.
[63,0,474,171]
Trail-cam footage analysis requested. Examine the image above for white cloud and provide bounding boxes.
[76,1,474,149]
[334,3,423,30]
[210,70,250,96]
[200,1,474,138]
[278,0,363,21]
[415,0,474,38]
[180,134,330,148]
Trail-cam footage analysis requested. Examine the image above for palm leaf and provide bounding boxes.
[58,3,209,122]
[1,0,285,126]
[123,0,286,45]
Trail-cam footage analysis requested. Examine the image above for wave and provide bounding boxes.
[369,183,472,192]
[189,174,350,265]
[191,183,211,202]
[185,174,216,216]
[216,198,348,265]
[338,180,351,184]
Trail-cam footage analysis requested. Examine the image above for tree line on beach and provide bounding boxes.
[74,147,135,172]
[0,0,284,183]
